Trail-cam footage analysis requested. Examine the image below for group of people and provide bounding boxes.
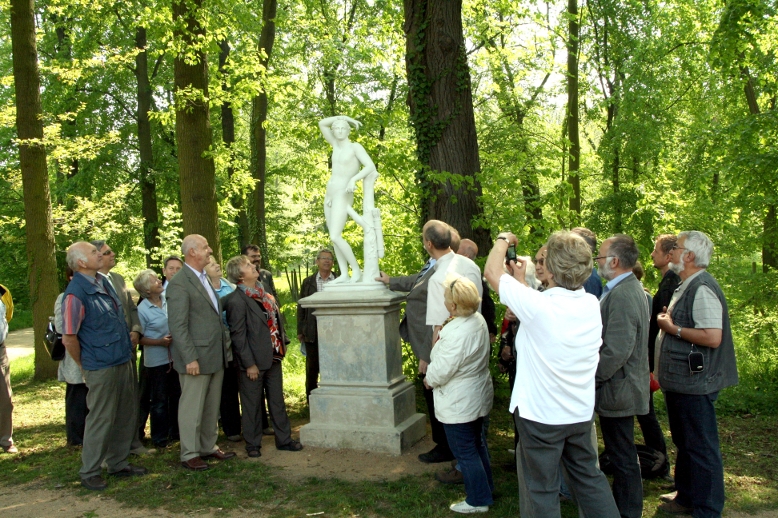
[0,223,737,518]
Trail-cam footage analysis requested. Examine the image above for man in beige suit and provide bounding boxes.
[92,240,148,456]
[166,235,235,471]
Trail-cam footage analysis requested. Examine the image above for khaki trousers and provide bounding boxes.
[80,361,136,478]
[178,369,224,462]
[0,344,13,450]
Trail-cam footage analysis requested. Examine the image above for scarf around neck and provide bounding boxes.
[239,282,285,361]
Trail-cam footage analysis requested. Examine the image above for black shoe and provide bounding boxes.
[247,448,261,458]
[109,464,148,477]
[81,475,107,491]
[277,440,303,452]
[418,447,455,463]
[153,441,168,449]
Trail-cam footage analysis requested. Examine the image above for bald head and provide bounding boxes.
[449,226,461,253]
[458,239,478,260]
[181,234,212,271]
[422,220,452,251]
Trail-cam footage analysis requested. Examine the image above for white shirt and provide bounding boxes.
[185,263,219,310]
[500,274,603,425]
[0,300,7,344]
[426,252,483,326]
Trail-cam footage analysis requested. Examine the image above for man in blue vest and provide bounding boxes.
[62,241,147,491]
[655,231,738,516]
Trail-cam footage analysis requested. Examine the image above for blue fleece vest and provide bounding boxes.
[63,273,132,370]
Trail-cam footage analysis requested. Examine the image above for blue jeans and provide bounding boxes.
[444,418,494,507]
[148,363,181,446]
[664,391,724,518]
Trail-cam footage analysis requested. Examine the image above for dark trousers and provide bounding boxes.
[599,415,643,518]
[444,418,494,507]
[137,349,151,440]
[423,384,452,455]
[636,391,668,457]
[219,360,242,437]
[305,340,320,398]
[65,383,89,446]
[514,412,619,518]
[238,361,292,450]
[148,363,181,446]
[665,391,725,518]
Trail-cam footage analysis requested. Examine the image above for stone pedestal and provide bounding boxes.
[298,287,426,455]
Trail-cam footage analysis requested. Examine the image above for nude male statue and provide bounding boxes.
[319,115,380,284]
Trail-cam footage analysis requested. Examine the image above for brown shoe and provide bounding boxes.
[435,467,464,485]
[81,475,107,491]
[181,457,209,471]
[658,500,692,514]
[202,449,236,461]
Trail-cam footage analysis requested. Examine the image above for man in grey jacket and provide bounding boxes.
[596,234,649,518]
[167,234,235,471]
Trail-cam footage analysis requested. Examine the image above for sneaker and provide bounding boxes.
[81,475,108,491]
[450,501,489,514]
[436,467,464,485]
[657,499,692,514]
[660,491,678,503]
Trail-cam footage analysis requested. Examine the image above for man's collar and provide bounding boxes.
[317,270,333,281]
[604,271,633,290]
[185,262,204,275]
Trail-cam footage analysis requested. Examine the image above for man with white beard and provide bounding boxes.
[655,231,738,516]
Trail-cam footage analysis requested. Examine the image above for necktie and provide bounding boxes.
[200,272,219,310]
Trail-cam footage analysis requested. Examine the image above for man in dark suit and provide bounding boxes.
[297,248,338,400]
[167,234,235,471]
[92,240,148,455]
[595,234,650,518]
[377,221,455,464]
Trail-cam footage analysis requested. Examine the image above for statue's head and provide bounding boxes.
[331,120,351,139]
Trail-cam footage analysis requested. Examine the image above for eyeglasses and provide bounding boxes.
[671,245,687,251]
[593,255,612,261]
[102,249,114,256]
[534,258,545,266]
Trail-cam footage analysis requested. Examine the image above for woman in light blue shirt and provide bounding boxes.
[134,270,180,448]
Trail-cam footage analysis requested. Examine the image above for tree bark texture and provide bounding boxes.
[135,27,162,269]
[249,0,276,262]
[566,0,581,215]
[10,0,60,379]
[403,0,490,252]
[173,0,221,262]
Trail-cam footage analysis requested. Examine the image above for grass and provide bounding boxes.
[7,307,33,332]
[3,350,778,517]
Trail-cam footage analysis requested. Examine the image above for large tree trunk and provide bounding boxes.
[403,0,490,251]
[10,0,60,379]
[135,27,161,269]
[219,41,250,248]
[172,0,221,261]
[249,0,277,262]
[566,0,581,216]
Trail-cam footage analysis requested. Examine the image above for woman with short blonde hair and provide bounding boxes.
[425,274,494,513]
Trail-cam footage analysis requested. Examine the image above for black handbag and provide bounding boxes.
[44,319,66,361]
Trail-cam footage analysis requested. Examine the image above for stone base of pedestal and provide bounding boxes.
[301,378,426,455]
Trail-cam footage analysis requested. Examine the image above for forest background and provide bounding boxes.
[0,0,776,413]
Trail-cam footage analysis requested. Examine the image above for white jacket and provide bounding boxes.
[426,313,493,424]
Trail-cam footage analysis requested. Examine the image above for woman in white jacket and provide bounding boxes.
[425,274,494,514]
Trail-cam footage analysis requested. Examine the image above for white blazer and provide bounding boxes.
[425,313,493,424]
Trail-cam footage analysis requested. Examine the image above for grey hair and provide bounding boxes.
[545,232,593,291]
[519,256,541,290]
[606,234,639,269]
[181,234,202,257]
[90,239,106,251]
[66,242,90,270]
[133,269,159,298]
[316,248,334,260]
[225,255,252,284]
[678,231,714,267]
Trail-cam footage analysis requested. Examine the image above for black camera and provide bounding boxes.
[506,244,517,264]
[688,351,704,373]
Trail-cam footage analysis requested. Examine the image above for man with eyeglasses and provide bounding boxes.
[297,248,338,401]
[91,240,148,457]
[594,234,650,518]
[655,231,737,516]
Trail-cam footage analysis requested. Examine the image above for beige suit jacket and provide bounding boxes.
[166,264,230,375]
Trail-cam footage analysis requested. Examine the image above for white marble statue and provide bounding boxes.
[319,115,384,284]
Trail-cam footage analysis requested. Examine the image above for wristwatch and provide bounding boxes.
[496,236,509,243]
[676,326,683,338]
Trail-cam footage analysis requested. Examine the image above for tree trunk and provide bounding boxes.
[219,40,250,248]
[10,0,60,379]
[566,0,581,216]
[403,0,490,252]
[172,0,221,262]
[249,0,277,262]
[135,27,161,269]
